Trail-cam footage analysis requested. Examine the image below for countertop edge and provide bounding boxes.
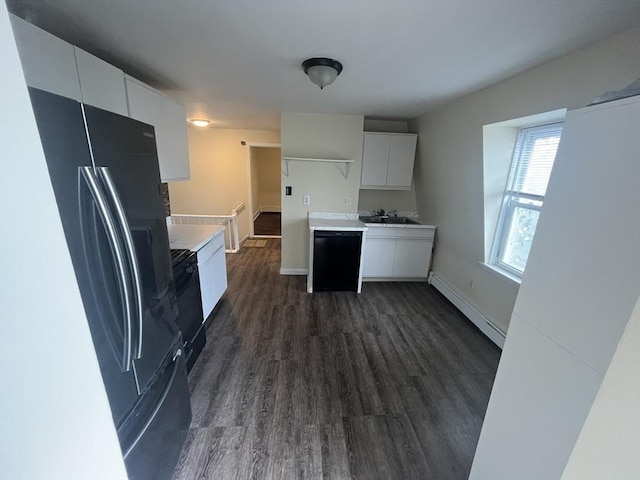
[167,224,225,251]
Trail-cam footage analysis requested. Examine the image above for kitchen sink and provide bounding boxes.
[359,216,420,225]
[359,216,384,223]
[385,217,420,225]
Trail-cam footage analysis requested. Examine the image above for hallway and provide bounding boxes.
[254,212,281,236]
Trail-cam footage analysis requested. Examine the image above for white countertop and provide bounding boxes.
[167,224,225,251]
[307,211,435,231]
[308,212,368,232]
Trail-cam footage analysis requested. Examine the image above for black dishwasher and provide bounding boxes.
[313,230,363,291]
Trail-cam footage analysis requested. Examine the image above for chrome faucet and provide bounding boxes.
[388,209,398,217]
[373,209,385,217]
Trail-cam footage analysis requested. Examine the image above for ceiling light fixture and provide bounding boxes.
[302,57,343,90]
[189,119,211,128]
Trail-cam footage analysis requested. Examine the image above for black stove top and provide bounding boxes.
[170,249,193,267]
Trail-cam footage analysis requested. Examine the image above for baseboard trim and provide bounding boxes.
[239,235,249,246]
[260,206,281,213]
[428,272,506,348]
[280,268,308,276]
[252,210,261,221]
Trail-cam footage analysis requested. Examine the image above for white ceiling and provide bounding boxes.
[8,0,640,131]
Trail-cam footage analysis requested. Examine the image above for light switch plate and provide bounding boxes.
[303,195,311,205]
[343,196,352,205]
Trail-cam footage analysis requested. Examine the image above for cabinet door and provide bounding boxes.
[198,253,216,320]
[159,99,191,181]
[361,134,390,187]
[386,134,417,188]
[126,78,190,181]
[9,14,81,100]
[75,47,128,115]
[393,239,431,278]
[363,238,395,277]
[210,248,228,311]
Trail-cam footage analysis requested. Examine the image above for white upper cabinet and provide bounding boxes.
[10,15,191,182]
[361,133,390,186]
[9,14,82,101]
[360,132,417,190]
[74,48,128,115]
[387,135,418,187]
[125,76,191,182]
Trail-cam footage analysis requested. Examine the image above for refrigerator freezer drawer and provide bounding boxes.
[119,349,192,480]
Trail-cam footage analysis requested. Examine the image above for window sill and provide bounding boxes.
[479,262,521,288]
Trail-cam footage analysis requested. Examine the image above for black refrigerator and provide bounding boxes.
[28,88,191,480]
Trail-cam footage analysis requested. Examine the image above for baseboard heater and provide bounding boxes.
[428,272,506,348]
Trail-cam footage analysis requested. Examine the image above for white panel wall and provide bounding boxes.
[470,96,640,479]
[561,295,640,480]
[0,4,127,479]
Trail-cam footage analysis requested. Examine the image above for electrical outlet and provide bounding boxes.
[303,195,311,205]
[343,196,352,206]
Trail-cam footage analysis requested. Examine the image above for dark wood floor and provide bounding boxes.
[254,212,281,236]
[172,239,500,480]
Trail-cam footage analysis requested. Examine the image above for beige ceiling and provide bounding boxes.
[8,0,640,131]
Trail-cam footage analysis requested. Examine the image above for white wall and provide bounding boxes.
[280,113,364,272]
[254,147,281,211]
[0,3,128,478]
[168,127,280,242]
[561,294,640,480]
[412,25,640,333]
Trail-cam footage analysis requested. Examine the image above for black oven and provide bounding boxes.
[170,249,206,373]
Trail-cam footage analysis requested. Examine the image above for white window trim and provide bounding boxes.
[489,122,563,278]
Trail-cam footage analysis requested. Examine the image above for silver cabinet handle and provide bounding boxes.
[122,349,183,458]
[80,167,133,372]
[97,167,144,360]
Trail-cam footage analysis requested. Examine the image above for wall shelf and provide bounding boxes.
[282,156,355,178]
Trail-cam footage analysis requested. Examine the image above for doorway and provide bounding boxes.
[247,144,282,238]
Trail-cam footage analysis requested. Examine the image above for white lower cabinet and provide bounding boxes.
[196,231,227,320]
[363,238,395,277]
[393,239,431,277]
[363,226,435,280]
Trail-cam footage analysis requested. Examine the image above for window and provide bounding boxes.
[491,122,563,277]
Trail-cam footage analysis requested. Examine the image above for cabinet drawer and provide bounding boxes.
[196,232,225,266]
[365,226,435,240]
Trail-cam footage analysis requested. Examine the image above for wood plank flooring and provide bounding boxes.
[254,212,281,236]
[172,239,501,480]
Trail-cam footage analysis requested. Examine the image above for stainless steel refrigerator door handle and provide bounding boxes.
[97,167,144,361]
[80,167,134,372]
[122,349,183,459]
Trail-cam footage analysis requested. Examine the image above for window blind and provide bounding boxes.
[507,123,563,197]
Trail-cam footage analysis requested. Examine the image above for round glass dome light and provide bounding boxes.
[189,119,211,128]
[302,58,343,90]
